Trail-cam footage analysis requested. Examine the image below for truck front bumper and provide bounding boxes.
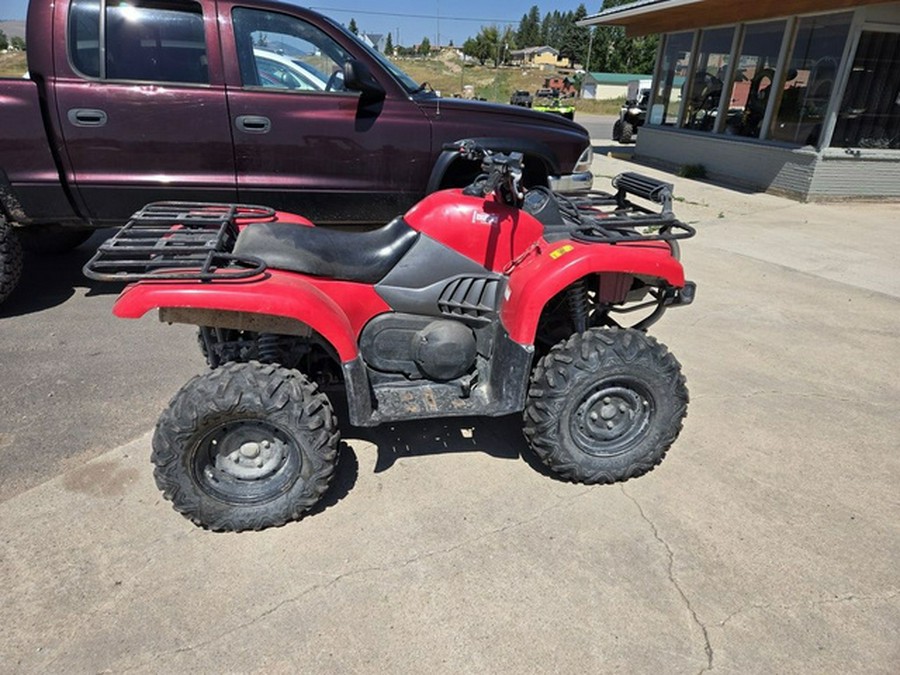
[549,170,594,193]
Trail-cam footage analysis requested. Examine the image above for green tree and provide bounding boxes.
[419,36,431,56]
[348,18,358,35]
[0,30,8,52]
[560,4,591,67]
[10,37,25,51]
[385,32,394,55]
[516,6,541,48]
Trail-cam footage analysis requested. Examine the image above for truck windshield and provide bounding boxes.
[321,16,423,95]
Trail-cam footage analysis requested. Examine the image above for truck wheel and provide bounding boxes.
[612,120,623,142]
[152,362,340,531]
[523,328,687,484]
[620,122,635,144]
[0,216,23,305]
[17,224,92,254]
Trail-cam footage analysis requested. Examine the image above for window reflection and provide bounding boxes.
[651,31,692,126]
[682,27,734,132]
[725,20,786,138]
[833,30,900,149]
[770,13,851,147]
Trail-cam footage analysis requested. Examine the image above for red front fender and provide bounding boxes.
[113,271,389,362]
[502,239,686,344]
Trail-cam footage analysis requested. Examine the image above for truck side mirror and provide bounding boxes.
[343,59,385,101]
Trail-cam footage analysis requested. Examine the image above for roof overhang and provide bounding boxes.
[578,0,891,37]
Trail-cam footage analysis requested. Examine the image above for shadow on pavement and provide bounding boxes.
[1,228,123,319]
[331,388,560,482]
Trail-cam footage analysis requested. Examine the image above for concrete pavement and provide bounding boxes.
[1,155,898,673]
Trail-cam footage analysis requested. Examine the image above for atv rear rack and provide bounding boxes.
[545,172,696,245]
[83,202,274,282]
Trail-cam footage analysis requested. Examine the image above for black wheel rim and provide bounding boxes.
[191,420,302,505]
[570,378,654,457]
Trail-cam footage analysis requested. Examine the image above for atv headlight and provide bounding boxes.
[574,146,593,173]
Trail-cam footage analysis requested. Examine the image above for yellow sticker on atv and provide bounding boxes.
[549,244,574,260]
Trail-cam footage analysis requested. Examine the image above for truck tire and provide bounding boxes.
[152,361,340,531]
[0,216,23,305]
[17,224,92,254]
[523,328,688,484]
[619,122,635,144]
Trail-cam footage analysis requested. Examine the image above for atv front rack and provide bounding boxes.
[83,202,274,282]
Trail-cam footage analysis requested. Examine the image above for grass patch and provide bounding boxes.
[678,163,708,179]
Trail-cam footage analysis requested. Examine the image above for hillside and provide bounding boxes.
[0,20,26,39]
[394,53,623,114]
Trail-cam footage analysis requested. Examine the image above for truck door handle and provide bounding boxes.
[68,108,108,127]
[235,115,271,134]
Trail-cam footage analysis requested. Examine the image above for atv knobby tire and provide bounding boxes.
[152,361,339,531]
[619,121,635,144]
[0,216,23,305]
[524,328,687,484]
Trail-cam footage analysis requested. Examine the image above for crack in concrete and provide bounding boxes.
[121,487,595,669]
[621,485,714,674]
[718,589,900,628]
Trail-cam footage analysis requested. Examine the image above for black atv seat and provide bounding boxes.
[232,216,420,284]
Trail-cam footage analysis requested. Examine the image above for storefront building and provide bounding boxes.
[580,0,900,200]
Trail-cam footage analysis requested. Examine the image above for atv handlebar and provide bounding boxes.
[455,141,525,205]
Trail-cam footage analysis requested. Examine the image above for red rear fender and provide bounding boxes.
[502,239,686,344]
[113,271,388,362]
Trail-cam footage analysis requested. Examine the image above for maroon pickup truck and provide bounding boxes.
[0,0,594,305]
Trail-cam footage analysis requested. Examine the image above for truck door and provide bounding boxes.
[51,0,235,222]
[220,5,432,224]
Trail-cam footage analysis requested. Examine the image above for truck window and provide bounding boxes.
[232,8,350,93]
[68,0,208,84]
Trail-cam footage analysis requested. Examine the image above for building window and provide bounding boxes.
[682,27,735,132]
[770,13,851,147]
[650,31,693,126]
[724,20,787,138]
[832,30,900,150]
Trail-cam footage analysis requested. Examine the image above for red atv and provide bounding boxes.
[85,143,696,532]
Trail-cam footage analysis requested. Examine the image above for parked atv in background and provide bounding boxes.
[533,89,576,120]
[613,85,651,144]
[85,142,696,532]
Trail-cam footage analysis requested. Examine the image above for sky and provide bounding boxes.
[0,0,598,47]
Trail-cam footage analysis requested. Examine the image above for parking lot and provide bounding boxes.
[1,151,898,673]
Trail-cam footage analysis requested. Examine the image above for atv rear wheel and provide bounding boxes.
[523,328,687,484]
[0,217,23,305]
[619,121,635,144]
[152,362,340,531]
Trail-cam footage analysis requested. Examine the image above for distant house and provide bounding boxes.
[581,72,655,100]
[579,0,900,201]
[509,46,571,68]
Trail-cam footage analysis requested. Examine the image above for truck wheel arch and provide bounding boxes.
[427,137,558,194]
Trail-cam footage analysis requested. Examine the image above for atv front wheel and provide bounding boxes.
[612,119,623,142]
[619,121,635,144]
[524,328,687,484]
[152,362,339,531]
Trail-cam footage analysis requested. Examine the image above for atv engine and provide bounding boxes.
[360,314,477,381]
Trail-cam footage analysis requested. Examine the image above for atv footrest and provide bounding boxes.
[83,201,275,282]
